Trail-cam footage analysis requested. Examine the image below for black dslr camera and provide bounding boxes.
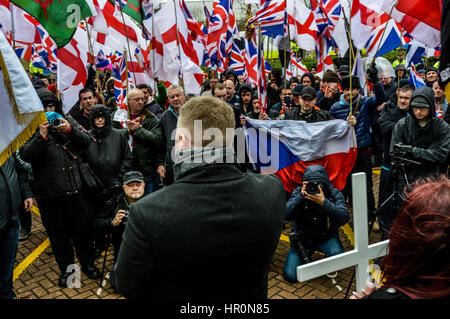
[50,118,63,127]
[305,182,322,195]
[393,143,413,155]
[122,210,130,225]
[288,232,311,265]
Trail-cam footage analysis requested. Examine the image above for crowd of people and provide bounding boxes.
[1,51,449,300]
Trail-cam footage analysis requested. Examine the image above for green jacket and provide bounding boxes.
[112,109,164,182]
[156,82,168,109]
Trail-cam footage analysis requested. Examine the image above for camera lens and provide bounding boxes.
[51,118,62,127]
[305,182,320,195]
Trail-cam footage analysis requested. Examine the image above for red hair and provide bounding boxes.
[380,175,450,299]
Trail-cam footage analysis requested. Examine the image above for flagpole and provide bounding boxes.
[352,1,398,115]
[118,3,137,85]
[173,0,184,87]
[84,19,100,94]
[9,2,15,51]
[150,2,157,92]
[124,48,131,120]
[283,0,289,89]
[347,2,353,115]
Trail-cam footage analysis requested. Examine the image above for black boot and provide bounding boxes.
[58,269,75,288]
[81,264,101,279]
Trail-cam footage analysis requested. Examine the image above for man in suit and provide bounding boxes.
[114,96,286,299]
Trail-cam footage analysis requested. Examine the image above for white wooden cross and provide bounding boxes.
[296,172,390,293]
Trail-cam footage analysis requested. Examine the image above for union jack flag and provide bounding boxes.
[243,36,258,87]
[257,28,267,113]
[229,40,244,76]
[14,42,33,60]
[320,0,341,31]
[112,53,132,109]
[206,0,239,73]
[247,0,285,38]
[364,14,408,58]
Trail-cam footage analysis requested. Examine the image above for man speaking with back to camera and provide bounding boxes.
[114,96,286,299]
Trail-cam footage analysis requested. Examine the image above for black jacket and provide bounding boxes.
[391,87,450,181]
[156,106,178,168]
[284,107,333,123]
[0,155,33,230]
[83,105,133,192]
[95,189,129,234]
[68,105,91,130]
[378,105,408,165]
[285,165,349,242]
[19,116,91,200]
[145,101,164,119]
[114,164,286,299]
[316,91,341,111]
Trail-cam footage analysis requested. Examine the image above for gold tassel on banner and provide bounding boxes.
[0,50,46,167]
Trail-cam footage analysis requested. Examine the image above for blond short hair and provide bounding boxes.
[178,96,235,148]
[127,88,143,100]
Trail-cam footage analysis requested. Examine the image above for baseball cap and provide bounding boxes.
[338,65,349,75]
[123,171,144,184]
[301,86,317,99]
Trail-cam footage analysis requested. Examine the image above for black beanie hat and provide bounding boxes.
[341,76,361,90]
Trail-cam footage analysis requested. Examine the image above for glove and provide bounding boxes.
[367,66,379,83]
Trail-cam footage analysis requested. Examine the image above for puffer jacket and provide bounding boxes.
[390,87,450,181]
[112,108,163,182]
[83,105,133,193]
[331,82,386,149]
[19,116,91,200]
[285,165,349,241]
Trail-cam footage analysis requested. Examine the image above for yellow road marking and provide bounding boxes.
[341,223,355,248]
[13,238,50,282]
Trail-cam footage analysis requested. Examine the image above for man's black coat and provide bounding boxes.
[114,164,286,299]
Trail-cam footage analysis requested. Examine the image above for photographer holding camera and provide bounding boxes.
[19,89,100,287]
[284,165,349,283]
[95,171,146,264]
[390,87,450,187]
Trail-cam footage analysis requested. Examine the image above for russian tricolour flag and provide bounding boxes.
[244,118,357,193]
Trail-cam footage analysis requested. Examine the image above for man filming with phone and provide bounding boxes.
[283,165,349,283]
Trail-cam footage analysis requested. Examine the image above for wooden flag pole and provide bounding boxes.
[124,48,130,120]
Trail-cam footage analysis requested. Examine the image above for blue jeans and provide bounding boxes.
[284,236,344,282]
[0,222,20,299]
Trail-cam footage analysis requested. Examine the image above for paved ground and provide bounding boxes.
[12,171,382,300]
